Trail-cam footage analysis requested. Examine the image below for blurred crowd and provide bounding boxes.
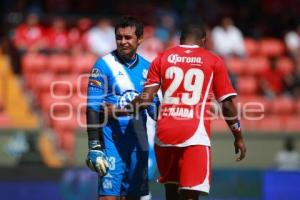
[6,10,300,99]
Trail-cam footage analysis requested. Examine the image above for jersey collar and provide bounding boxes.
[113,50,139,69]
[179,45,200,48]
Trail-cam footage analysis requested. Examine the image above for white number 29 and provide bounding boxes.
[164,66,204,105]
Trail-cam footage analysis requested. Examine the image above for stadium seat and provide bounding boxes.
[283,116,300,133]
[259,38,285,57]
[31,73,56,94]
[226,57,245,75]
[270,97,295,115]
[70,53,96,74]
[257,116,285,133]
[211,118,228,133]
[295,99,300,114]
[237,77,259,95]
[22,53,48,74]
[276,56,295,75]
[244,56,270,75]
[237,95,270,116]
[244,38,260,56]
[241,119,261,132]
[0,113,12,128]
[48,54,71,74]
[52,115,78,131]
[70,96,86,112]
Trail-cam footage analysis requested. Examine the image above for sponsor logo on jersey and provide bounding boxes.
[162,107,194,118]
[118,71,124,76]
[167,54,203,65]
[90,68,100,78]
[88,79,102,87]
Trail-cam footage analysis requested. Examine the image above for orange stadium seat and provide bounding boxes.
[226,57,245,75]
[259,38,285,57]
[22,53,48,74]
[48,54,71,73]
[244,56,270,75]
[237,77,259,95]
[244,38,260,56]
[276,56,295,75]
[270,97,295,115]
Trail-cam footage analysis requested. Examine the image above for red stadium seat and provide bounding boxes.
[283,116,300,133]
[241,119,261,132]
[226,57,245,75]
[295,99,300,114]
[259,38,285,57]
[22,53,48,74]
[257,116,285,133]
[237,77,259,95]
[31,73,56,95]
[270,97,295,115]
[48,54,71,74]
[237,95,271,116]
[70,53,96,74]
[276,57,295,75]
[52,115,78,131]
[211,118,228,133]
[244,56,270,75]
[244,38,260,57]
[0,113,12,128]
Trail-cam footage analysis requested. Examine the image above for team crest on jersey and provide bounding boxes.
[117,90,139,109]
[142,69,148,79]
[90,68,100,78]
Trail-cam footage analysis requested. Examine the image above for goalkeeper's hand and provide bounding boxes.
[86,140,109,176]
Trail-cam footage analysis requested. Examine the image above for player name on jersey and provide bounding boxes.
[167,54,203,65]
[162,107,194,119]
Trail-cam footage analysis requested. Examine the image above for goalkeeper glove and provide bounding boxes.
[86,140,109,176]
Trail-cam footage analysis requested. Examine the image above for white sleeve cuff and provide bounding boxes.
[218,93,237,102]
[144,83,160,88]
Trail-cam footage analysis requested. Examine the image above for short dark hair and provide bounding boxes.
[180,24,206,44]
[115,16,144,38]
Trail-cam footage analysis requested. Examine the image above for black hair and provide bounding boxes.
[115,16,144,38]
[180,24,206,44]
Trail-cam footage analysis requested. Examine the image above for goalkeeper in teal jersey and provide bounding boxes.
[86,16,159,200]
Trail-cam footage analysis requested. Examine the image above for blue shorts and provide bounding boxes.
[98,149,149,197]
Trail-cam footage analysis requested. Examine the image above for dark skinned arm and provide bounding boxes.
[221,98,247,162]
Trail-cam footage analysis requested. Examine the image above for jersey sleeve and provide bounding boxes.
[144,54,162,88]
[212,58,237,102]
[87,60,109,112]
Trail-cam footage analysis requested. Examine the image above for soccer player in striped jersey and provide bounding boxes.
[85,16,159,200]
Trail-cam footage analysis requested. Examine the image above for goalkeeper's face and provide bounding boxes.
[116,26,142,60]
